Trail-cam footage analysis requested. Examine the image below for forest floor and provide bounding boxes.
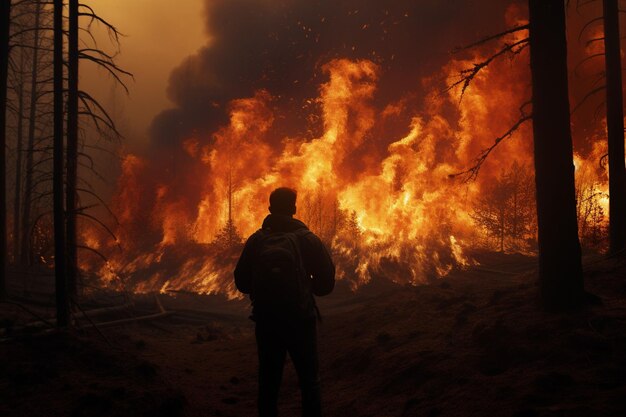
[1,251,626,417]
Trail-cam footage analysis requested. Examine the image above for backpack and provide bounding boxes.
[251,229,314,318]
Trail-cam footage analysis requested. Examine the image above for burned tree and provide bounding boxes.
[66,0,78,299]
[602,0,626,254]
[448,1,584,309]
[529,0,584,309]
[9,26,27,263]
[67,2,130,301]
[0,0,11,300]
[53,0,68,326]
[20,0,44,266]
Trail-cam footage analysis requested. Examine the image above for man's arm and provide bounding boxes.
[303,233,335,296]
[233,234,259,294]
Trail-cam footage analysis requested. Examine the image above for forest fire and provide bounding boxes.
[6,1,626,416]
[77,5,611,299]
[85,52,539,297]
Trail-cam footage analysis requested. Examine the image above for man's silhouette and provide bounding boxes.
[234,187,335,417]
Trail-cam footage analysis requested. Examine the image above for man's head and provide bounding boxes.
[269,187,297,216]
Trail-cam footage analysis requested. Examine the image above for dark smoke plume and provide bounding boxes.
[149,0,514,148]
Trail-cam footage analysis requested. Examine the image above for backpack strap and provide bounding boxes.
[291,229,323,323]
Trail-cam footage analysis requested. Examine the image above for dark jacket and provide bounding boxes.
[234,214,335,316]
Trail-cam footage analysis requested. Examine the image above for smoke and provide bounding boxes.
[149,0,515,148]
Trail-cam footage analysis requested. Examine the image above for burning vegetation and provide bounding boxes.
[0,1,618,302]
[75,3,612,298]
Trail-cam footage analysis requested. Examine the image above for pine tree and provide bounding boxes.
[529,0,584,310]
[0,0,12,299]
[602,0,626,254]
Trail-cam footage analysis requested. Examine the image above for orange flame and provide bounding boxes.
[81,8,612,295]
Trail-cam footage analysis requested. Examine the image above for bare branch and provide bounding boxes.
[78,52,132,92]
[76,187,120,226]
[586,36,605,47]
[77,244,109,262]
[449,115,533,182]
[572,85,605,114]
[453,24,529,52]
[574,53,605,77]
[578,16,604,42]
[76,212,119,243]
[446,38,529,101]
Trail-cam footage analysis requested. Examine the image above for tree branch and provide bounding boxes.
[449,115,532,182]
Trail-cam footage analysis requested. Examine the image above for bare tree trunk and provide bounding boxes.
[603,0,626,254]
[54,0,69,327]
[66,0,78,300]
[21,0,41,266]
[13,45,25,262]
[529,0,584,310]
[0,0,11,300]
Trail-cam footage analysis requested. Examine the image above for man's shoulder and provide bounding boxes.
[244,229,265,245]
[294,229,324,248]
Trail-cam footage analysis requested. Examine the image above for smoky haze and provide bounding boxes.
[150,0,514,149]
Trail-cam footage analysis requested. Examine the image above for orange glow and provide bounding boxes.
[80,16,611,296]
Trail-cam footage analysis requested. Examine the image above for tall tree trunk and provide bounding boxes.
[529,0,584,310]
[603,0,626,254]
[21,0,41,266]
[13,45,25,262]
[54,0,69,327]
[0,0,11,300]
[66,0,78,300]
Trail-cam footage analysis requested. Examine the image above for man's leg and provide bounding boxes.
[288,319,321,417]
[256,322,287,417]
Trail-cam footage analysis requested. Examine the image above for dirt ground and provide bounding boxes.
[2,252,626,417]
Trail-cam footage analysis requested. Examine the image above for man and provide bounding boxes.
[234,187,335,417]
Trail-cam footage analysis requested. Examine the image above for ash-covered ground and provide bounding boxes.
[2,252,626,417]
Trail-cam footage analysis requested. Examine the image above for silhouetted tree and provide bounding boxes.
[602,0,626,254]
[472,163,535,252]
[53,0,69,327]
[0,0,11,300]
[504,162,536,248]
[474,178,510,252]
[300,190,338,244]
[20,0,43,266]
[447,0,586,309]
[529,0,584,309]
[575,167,607,250]
[11,29,26,261]
[214,171,242,250]
[214,218,242,250]
[68,2,130,300]
[66,0,78,300]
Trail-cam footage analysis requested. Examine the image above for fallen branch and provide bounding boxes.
[75,294,171,329]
